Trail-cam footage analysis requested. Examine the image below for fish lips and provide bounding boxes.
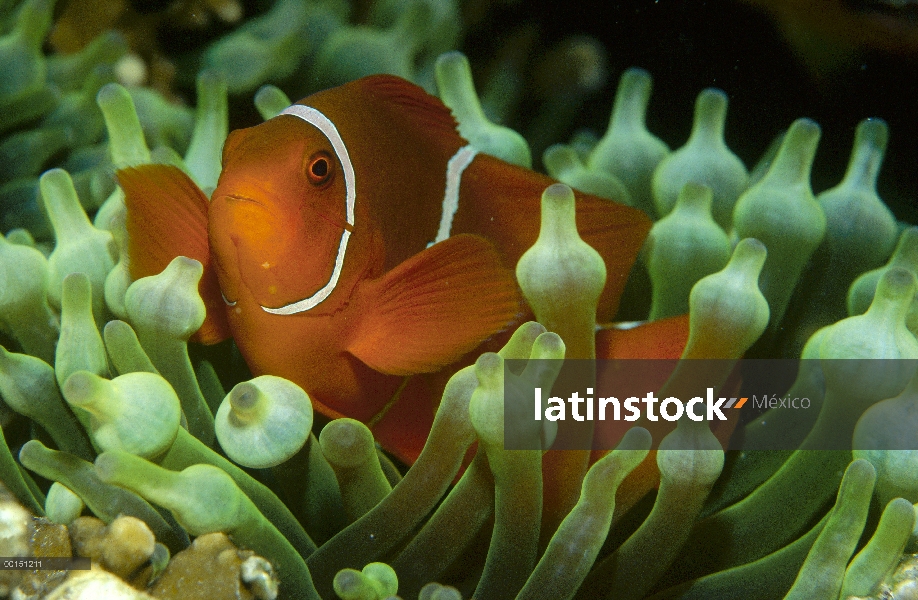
[209,193,283,307]
[209,193,344,311]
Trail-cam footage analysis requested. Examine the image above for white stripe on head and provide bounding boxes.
[432,145,478,245]
[260,104,356,315]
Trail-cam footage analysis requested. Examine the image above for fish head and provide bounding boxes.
[209,113,363,315]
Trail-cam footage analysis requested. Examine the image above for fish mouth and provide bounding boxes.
[222,193,266,207]
[211,193,272,308]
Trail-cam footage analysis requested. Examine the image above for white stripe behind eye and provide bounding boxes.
[260,104,355,315]
[433,145,478,245]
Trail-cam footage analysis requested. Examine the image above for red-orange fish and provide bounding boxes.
[118,75,652,463]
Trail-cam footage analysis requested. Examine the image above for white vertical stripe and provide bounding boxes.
[259,104,355,315]
[433,145,478,244]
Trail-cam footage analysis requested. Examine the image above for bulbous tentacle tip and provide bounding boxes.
[530,331,565,361]
[618,426,653,452]
[543,144,578,174]
[732,237,768,270]
[61,270,91,304]
[690,88,729,142]
[333,561,398,599]
[319,418,375,469]
[195,69,226,90]
[38,167,71,196]
[64,370,181,458]
[787,117,821,141]
[497,321,548,360]
[216,375,312,469]
[536,184,589,252]
[362,562,398,596]
[847,458,878,486]
[473,351,503,388]
[469,353,508,448]
[854,116,889,153]
[543,143,631,203]
[12,0,55,43]
[543,181,575,205]
[675,181,714,211]
[751,117,821,188]
[873,266,918,308]
[125,255,207,341]
[896,226,918,264]
[44,482,84,526]
[95,82,130,109]
[96,82,151,169]
[646,181,733,320]
[254,85,291,121]
[40,168,96,240]
[419,582,463,600]
[61,370,106,408]
[186,70,229,191]
[545,149,581,185]
[517,182,605,360]
[618,67,653,101]
[697,87,728,108]
[682,236,770,359]
[227,381,259,413]
[848,226,918,319]
[170,255,204,276]
[434,50,469,74]
[435,50,532,168]
[658,446,725,490]
[92,451,120,485]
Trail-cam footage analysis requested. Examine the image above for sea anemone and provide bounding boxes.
[0,1,917,599]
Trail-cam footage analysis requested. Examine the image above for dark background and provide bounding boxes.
[145,0,918,222]
[462,0,918,223]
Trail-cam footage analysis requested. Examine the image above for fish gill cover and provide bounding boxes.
[0,0,917,599]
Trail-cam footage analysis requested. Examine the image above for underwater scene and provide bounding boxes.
[3,0,918,598]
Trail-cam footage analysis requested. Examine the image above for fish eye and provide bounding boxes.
[305,151,333,186]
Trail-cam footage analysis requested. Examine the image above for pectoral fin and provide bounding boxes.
[348,234,521,375]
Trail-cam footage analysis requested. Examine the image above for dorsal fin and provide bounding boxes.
[355,75,462,142]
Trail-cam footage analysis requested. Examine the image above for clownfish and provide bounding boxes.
[118,75,653,463]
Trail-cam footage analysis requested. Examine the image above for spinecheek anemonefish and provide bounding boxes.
[118,74,670,464]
